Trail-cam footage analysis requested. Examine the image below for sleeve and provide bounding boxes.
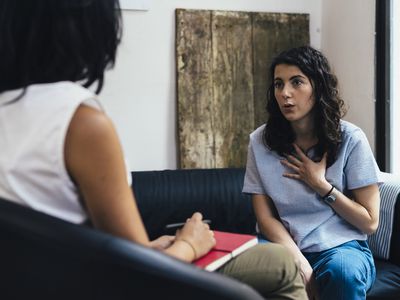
[344,128,382,190]
[242,141,266,195]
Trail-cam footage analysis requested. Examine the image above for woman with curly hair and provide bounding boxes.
[243,46,381,300]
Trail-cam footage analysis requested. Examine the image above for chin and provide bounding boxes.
[282,114,298,122]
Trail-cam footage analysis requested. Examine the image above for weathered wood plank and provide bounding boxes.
[211,11,254,168]
[176,9,214,168]
[252,13,310,128]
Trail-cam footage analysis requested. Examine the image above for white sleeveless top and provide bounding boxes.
[0,81,103,224]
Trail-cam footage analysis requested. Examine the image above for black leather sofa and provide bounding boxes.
[131,168,400,300]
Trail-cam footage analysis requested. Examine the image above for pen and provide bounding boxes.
[165,219,212,229]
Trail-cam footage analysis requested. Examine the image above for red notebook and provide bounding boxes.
[193,231,258,272]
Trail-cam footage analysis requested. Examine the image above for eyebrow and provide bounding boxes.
[274,75,307,81]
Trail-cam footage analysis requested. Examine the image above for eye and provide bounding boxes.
[274,81,283,89]
[292,78,303,87]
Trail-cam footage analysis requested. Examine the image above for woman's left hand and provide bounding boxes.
[280,144,330,194]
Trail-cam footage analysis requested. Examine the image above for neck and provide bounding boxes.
[291,119,314,138]
[291,119,317,151]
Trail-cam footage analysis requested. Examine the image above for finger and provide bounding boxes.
[204,223,210,230]
[286,154,303,166]
[191,212,203,221]
[306,289,312,300]
[293,144,308,160]
[280,159,300,172]
[282,173,301,179]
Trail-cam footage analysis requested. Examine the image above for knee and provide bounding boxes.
[258,243,299,282]
[318,252,367,289]
[235,244,307,299]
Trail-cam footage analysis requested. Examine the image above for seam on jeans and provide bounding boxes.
[340,250,344,300]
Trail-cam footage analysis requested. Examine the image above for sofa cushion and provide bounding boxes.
[368,176,400,260]
[367,260,400,299]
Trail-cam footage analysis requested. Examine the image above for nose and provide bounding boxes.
[281,84,292,100]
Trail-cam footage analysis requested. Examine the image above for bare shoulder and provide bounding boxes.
[67,104,116,143]
[65,104,124,183]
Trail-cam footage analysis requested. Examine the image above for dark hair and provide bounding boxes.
[0,0,122,94]
[263,46,346,167]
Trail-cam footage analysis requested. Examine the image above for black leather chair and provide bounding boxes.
[0,198,264,300]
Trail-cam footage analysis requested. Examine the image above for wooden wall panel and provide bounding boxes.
[176,10,214,168]
[252,13,310,128]
[211,11,254,168]
[176,9,309,168]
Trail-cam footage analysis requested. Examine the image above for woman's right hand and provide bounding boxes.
[175,212,216,260]
[299,262,319,300]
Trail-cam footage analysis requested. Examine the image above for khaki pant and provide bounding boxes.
[218,243,307,300]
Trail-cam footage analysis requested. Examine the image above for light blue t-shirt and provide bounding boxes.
[243,120,381,252]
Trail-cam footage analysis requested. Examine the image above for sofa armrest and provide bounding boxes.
[368,173,400,265]
[131,168,256,240]
[389,185,400,265]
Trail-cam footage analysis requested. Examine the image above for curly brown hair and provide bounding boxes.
[263,46,346,167]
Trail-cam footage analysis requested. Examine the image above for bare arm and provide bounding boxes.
[282,144,380,234]
[253,194,318,299]
[252,194,304,263]
[326,184,380,234]
[65,105,214,262]
[65,105,149,244]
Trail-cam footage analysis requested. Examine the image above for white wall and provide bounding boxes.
[101,0,322,171]
[321,0,376,153]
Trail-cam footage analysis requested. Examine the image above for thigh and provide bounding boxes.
[218,243,307,300]
[305,240,375,300]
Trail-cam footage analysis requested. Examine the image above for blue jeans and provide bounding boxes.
[257,236,375,300]
[303,240,376,300]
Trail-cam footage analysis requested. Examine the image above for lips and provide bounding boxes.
[282,103,295,110]
[281,103,295,114]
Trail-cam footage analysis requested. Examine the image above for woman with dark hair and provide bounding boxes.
[0,1,307,299]
[243,46,380,300]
